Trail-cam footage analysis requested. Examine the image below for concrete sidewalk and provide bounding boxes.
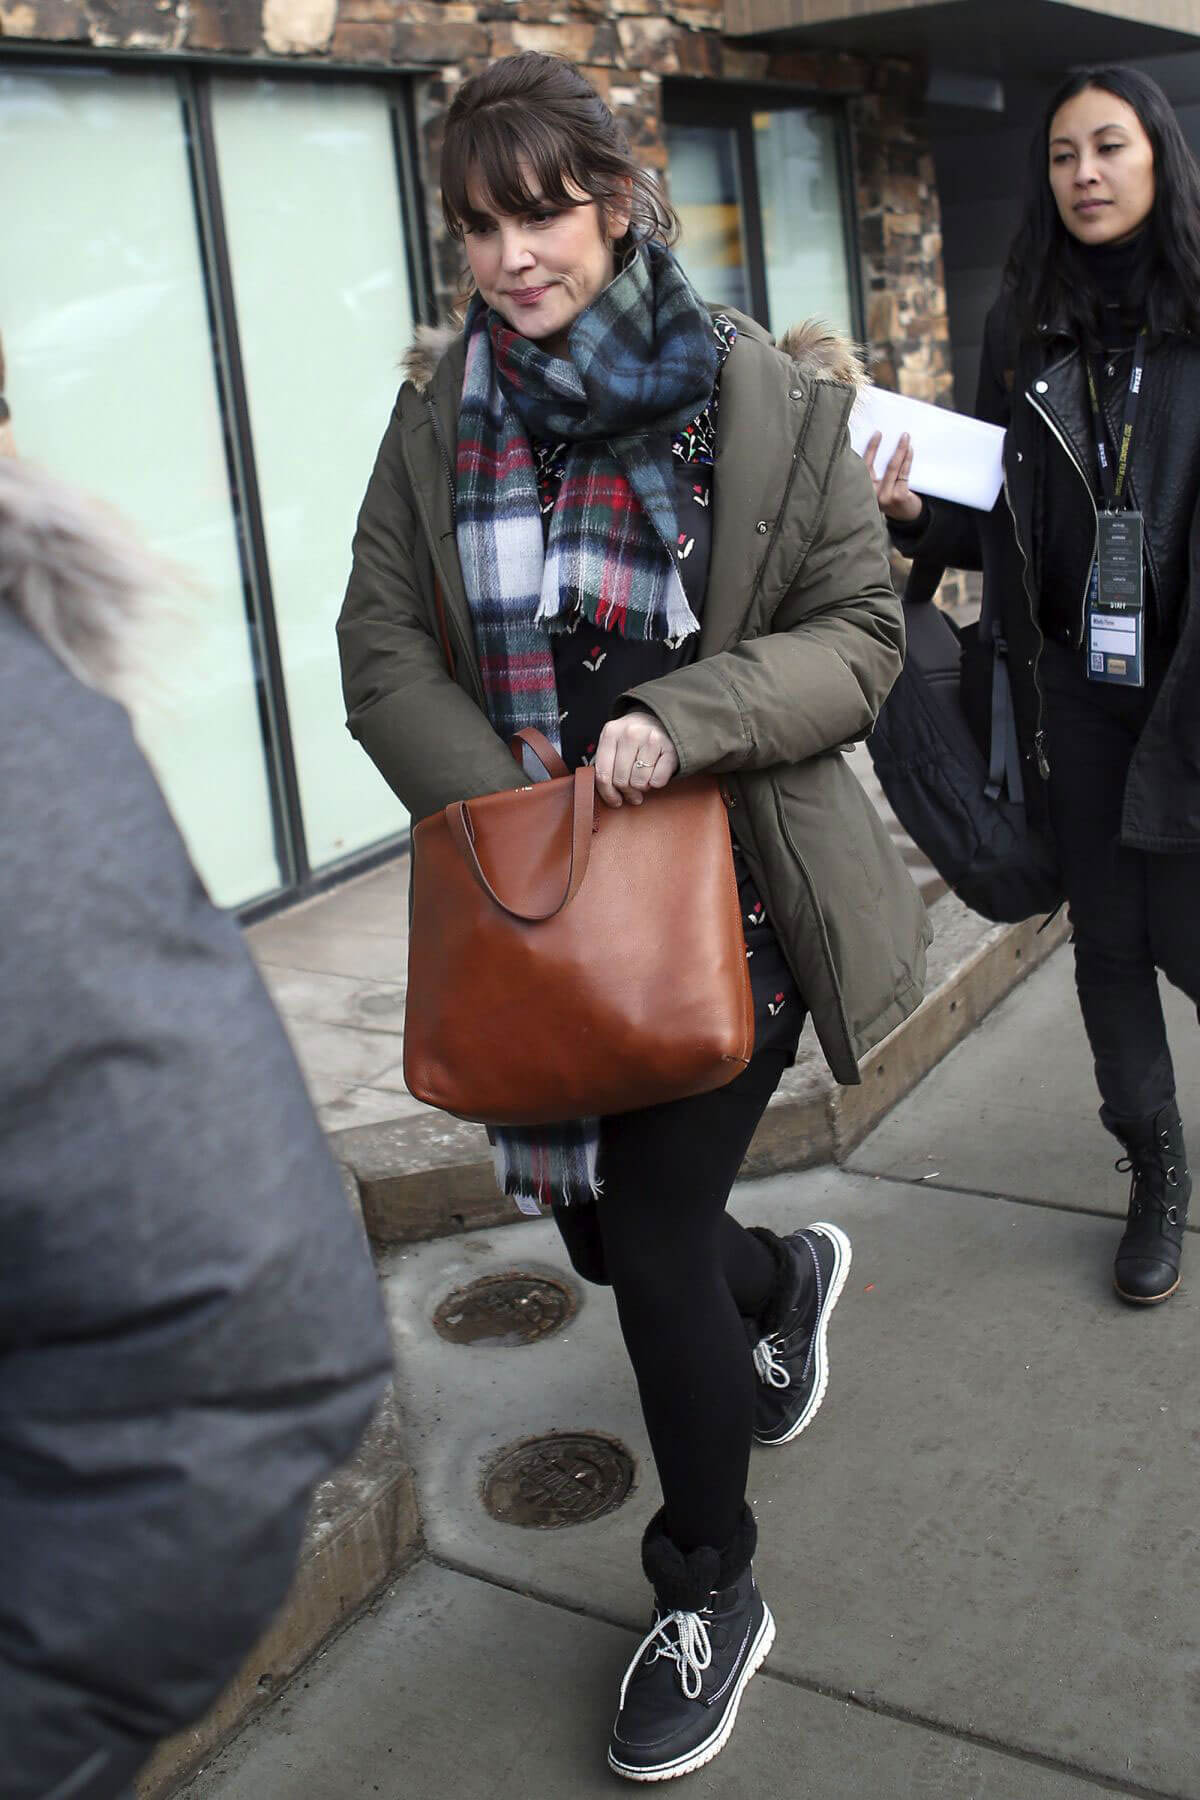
[186,944,1200,1800]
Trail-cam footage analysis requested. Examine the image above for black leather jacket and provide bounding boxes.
[895,292,1200,852]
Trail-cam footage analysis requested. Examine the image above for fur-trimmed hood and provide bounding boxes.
[400,311,867,395]
[0,458,173,699]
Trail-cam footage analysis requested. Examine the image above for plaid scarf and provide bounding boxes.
[455,243,718,1213]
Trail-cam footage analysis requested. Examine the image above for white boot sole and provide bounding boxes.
[755,1221,852,1446]
[607,1603,776,1782]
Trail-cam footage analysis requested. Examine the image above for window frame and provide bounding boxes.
[0,47,432,921]
[662,80,866,344]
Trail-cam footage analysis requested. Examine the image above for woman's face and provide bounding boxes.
[462,166,629,354]
[1048,87,1156,246]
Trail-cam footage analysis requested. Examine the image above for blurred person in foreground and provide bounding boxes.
[0,456,393,1800]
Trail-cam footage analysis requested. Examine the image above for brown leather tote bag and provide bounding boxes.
[403,728,755,1126]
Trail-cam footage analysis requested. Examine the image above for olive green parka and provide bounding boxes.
[337,308,930,1084]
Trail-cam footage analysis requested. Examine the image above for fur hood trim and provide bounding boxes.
[0,458,178,699]
[777,318,868,392]
[402,322,464,394]
[401,312,867,395]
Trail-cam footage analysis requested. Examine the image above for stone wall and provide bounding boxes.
[1,0,952,405]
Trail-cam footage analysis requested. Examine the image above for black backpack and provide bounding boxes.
[867,566,1062,924]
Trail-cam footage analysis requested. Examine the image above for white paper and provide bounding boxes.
[849,385,1006,513]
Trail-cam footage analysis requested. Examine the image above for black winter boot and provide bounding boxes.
[608,1506,773,1782]
[746,1222,852,1445]
[1104,1100,1191,1305]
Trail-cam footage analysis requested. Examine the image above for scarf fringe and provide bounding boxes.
[493,1136,602,1216]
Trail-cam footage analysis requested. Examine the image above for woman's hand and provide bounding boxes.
[863,431,924,524]
[593,710,679,808]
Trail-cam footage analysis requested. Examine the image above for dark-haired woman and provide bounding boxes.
[339,51,928,1781]
[871,65,1200,1306]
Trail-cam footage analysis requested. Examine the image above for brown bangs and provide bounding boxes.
[442,104,608,238]
[439,53,679,250]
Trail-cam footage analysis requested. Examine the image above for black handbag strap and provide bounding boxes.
[907,559,1024,809]
[985,626,1024,807]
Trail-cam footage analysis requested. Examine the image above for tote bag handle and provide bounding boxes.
[445,766,596,923]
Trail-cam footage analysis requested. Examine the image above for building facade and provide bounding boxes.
[8,0,1192,914]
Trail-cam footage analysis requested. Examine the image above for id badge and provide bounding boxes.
[1086,510,1144,687]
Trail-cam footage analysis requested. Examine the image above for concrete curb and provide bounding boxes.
[137,1391,422,1800]
[333,894,1070,1246]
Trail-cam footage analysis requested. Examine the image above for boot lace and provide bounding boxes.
[620,1606,713,1705]
[752,1336,790,1389]
[1115,1147,1184,1227]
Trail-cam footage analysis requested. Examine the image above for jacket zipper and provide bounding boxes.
[1024,387,1098,649]
[427,398,457,529]
[1006,385,1100,780]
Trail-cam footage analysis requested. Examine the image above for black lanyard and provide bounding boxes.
[1084,329,1146,509]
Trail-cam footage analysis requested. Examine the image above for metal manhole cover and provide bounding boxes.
[481,1432,635,1529]
[433,1272,575,1347]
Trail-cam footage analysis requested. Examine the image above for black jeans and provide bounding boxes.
[1040,638,1200,1123]
[551,1051,793,1557]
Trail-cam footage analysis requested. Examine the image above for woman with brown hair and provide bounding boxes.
[339,51,927,1781]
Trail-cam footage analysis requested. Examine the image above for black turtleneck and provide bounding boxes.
[1036,230,1150,646]
[1067,229,1148,350]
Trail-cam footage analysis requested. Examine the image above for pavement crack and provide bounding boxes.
[762,1667,1177,1800]
[428,1555,1172,1799]
[427,1551,642,1636]
[842,1166,1200,1233]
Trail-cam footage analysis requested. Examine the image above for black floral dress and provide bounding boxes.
[534,315,803,1060]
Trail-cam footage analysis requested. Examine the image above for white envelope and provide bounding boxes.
[848,384,1006,513]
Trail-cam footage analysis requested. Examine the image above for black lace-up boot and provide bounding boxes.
[608,1506,773,1782]
[1104,1100,1191,1304]
[746,1222,852,1445]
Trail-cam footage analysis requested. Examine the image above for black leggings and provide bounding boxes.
[551,1051,790,1556]
[1041,639,1200,1123]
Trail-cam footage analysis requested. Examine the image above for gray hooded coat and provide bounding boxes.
[0,461,393,1800]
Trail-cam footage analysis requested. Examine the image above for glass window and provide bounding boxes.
[664,124,753,315]
[665,91,857,341]
[0,66,281,907]
[754,108,854,337]
[210,78,415,871]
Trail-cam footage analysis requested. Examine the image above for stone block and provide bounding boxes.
[615,13,678,72]
[261,0,335,53]
[509,17,593,60]
[587,14,620,63]
[328,15,392,58]
[394,16,488,60]
[710,43,769,81]
[672,28,719,77]
[866,289,899,345]
[897,368,937,401]
[0,0,90,38]
[883,209,923,241]
[187,0,261,51]
[578,59,613,96]
[86,0,188,49]
[508,0,568,19]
